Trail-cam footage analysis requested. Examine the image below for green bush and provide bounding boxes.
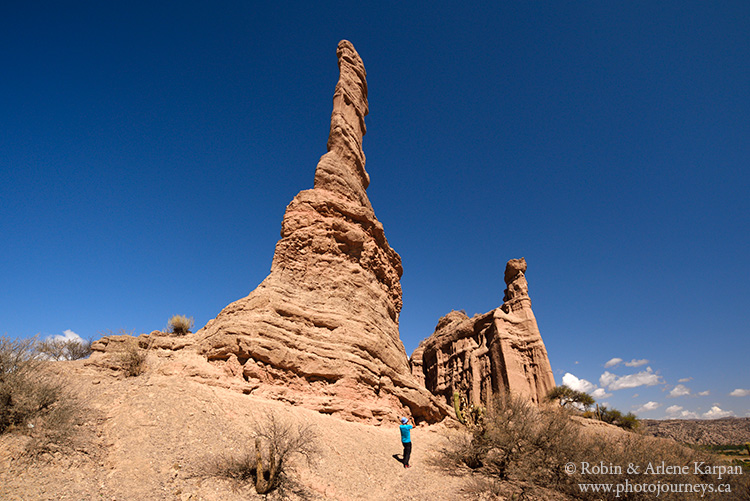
[546,385,595,410]
[167,315,194,335]
[597,405,640,430]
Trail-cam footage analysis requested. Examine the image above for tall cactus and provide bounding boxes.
[453,391,465,424]
[453,390,485,428]
[254,437,280,494]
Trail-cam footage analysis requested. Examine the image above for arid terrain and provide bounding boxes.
[3,346,750,500]
[640,418,750,446]
[0,350,567,501]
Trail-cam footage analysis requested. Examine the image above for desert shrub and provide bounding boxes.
[0,336,81,454]
[617,411,639,431]
[440,426,489,470]
[22,395,82,457]
[167,315,194,336]
[204,411,318,495]
[441,392,750,500]
[440,394,581,481]
[597,405,640,430]
[1,336,45,433]
[114,339,147,377]
[462,476,505,499]
[482,395,581,482]
[35,337,92,361]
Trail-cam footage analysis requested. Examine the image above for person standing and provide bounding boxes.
[399,416,413,468]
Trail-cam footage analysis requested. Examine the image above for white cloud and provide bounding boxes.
[562,373,596,393]
[703,406,735,419]
[600,368,663,391]
[665,405,683,415]
[678,377,693,383]
[599,371,617,388]
[637,401,661,412]
[698,391,710,396]
[625,359,649,367]
[730,389,750,397]
[604,358,623,368]
[681,410,700,419]
[591,388,612,399]
[668,384,691,398]
[48,329,86,344]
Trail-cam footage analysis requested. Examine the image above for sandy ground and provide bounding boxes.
[0,354,483,501]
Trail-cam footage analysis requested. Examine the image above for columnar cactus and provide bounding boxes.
[453,391,465,424]
[254,437,280,494]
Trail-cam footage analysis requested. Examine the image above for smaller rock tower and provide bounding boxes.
[413,258,556,411]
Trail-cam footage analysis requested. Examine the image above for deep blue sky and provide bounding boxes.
[3,1,748,419]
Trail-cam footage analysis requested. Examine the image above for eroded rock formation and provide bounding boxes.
[414,258,555,411]
[193,40,448,424]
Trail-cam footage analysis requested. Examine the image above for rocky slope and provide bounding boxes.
[0,355,476,501]
[640,418,750,445]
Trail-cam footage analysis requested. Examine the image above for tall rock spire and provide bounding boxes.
[192,41,449,424]
[314,40,372,208]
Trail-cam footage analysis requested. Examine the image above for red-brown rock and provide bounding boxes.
[194,40,448,424]
[414,258,555,412]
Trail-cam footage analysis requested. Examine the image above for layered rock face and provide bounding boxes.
[195,40,448,424]
[414,258,555,411]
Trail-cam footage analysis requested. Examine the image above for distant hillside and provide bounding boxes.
[640,417,750,445]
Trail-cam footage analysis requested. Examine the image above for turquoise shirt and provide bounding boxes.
[399,424,413,443]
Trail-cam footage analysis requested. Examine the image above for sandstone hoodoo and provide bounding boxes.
[195,41,448,424]
[414,258,555,412]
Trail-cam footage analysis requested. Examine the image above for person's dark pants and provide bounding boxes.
[402,441,412,466]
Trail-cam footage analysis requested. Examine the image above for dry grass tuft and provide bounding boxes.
[167,315,194,336]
